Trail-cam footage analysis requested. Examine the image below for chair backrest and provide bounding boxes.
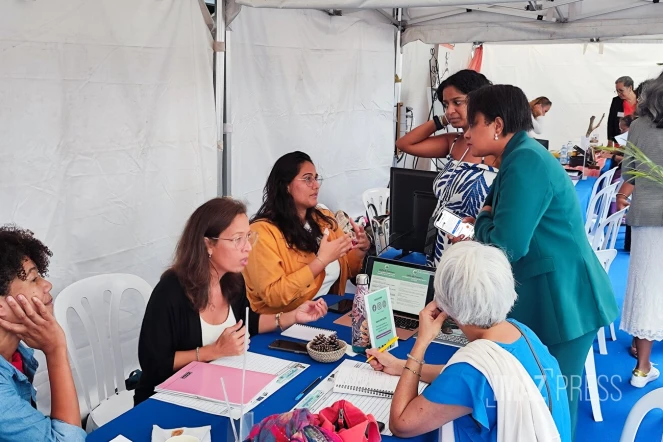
[53,274,152,414]
[362,188,389,225]
[594,249,618,274]
[591,167,617,200]
[590,208,628,251]
[619,387,663,442]
[585,182,618,236]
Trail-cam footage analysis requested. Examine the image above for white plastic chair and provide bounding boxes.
[53,274,153,432]
[585,182,618,239]
[584,347,603,422]
[594,249,618,355]
[362,188,389,225]
[590,167,617,203]
[590,208,628,251]
[438,421,455,441]
[619,387,663,442]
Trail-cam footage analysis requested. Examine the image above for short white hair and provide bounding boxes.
[434,241,517,328]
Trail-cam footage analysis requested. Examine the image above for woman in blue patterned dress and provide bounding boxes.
[395,70,499,266]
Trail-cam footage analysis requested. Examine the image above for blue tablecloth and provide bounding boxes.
[87,294,456,442]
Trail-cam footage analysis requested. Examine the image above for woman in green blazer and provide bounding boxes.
[461,85,618,436]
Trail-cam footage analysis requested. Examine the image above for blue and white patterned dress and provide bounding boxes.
[428,136,498,266]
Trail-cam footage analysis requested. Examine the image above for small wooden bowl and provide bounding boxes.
[307,339,347,363]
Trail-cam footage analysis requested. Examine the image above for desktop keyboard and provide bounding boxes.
[433,330,469,347]
[394,316,419,331]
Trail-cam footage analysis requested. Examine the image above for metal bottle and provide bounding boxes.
[351,274,370,354]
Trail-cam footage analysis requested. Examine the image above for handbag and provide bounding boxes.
[244,400,381,442]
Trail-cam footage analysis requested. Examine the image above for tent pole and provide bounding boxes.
[394,8,403,105]
[215,0,229,196]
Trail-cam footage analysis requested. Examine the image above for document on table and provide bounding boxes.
[292,360,427,436]
[153,352,308,419]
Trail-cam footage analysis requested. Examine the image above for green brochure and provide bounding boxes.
[363,287,398,351]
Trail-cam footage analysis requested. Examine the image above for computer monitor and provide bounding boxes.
[535,138,549,150]
[389,167,438,255]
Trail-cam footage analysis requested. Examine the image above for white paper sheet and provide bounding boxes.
[153,352,308,419]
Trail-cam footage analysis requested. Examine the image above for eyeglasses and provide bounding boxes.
[297,174,324,188]
[207,231,259,250]
[441,98,468,111]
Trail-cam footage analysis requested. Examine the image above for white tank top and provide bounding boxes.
[200,308,237,346]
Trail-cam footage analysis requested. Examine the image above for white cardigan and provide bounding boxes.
[444,339,561,442]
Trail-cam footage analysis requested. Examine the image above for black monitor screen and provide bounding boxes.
[535,138,549,150]
[389,167,438,253]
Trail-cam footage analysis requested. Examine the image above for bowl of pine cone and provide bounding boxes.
[307,334,347,363]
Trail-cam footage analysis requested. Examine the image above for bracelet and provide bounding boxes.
[315,256,326,266]
[403,365,421,377]
[195,347,200,362]
[407,354,425,366]
[276,312,284,332]
[616,193,630,199]
[433,115,444,131]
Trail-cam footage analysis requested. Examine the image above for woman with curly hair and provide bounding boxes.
[0,225,85,441]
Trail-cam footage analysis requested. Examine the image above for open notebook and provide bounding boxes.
[281,323,336,342]
[333,365,427,398]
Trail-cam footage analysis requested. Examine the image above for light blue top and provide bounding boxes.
[423,320,571,442]
[0,343,87,442]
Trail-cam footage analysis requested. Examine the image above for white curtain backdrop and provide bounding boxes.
[0,0,216,415]
[228,7,395,216]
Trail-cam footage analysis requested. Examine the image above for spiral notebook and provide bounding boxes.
[333,365,426,398]
[281,323,336,342]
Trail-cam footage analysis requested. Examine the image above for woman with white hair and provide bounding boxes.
[366,241,571,442]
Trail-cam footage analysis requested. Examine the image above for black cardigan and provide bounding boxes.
[607,96,624,143]
[134,270,260,405]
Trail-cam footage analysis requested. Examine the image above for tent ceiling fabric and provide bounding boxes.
[232,0,663,44]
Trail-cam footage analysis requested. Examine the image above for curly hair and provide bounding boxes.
[436,69,492,101]
[0,225,52,297]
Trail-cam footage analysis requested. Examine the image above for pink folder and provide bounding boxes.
[156,361,276,405]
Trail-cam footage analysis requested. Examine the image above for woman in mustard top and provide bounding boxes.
[243,151,369,314]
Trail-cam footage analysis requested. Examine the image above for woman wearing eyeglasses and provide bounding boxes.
[134,197,328,404]
[395,70,498,266]
[243,151,370,314]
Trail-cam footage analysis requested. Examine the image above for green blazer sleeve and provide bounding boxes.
[476,149,554,262]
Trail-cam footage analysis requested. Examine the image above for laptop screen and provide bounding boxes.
[367,258,435,318]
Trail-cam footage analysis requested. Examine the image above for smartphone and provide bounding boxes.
[328,299,353,314]
[434,209,474,238]
[268,339,308,355]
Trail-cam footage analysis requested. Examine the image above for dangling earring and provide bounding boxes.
[494,134,499,140]
[208,252,212,258]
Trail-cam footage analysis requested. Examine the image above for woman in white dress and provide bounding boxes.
[617,72,663,388]
[529,96,552,136]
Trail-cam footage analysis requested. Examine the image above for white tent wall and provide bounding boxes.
[479,42,663,150]
[1,0,216,416]
[228,7,395,216]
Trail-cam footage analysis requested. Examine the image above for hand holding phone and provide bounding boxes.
[434,209,474,239]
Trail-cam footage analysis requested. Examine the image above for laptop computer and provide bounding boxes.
[334,257,435,340]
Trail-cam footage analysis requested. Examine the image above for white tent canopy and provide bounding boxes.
[233,0,663,44]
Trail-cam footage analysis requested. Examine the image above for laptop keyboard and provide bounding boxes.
[433,330,469,347]
[394,316,419,331]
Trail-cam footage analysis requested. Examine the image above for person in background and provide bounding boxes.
[460,84,618,436]
[366,242,570,442]
[529,96,552,135]
[0,225,86,441]
[616,73,663,388]
[608,76,638,147]
[395,69,497,266]
[135,197,328,404]
[243,151,369,315]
